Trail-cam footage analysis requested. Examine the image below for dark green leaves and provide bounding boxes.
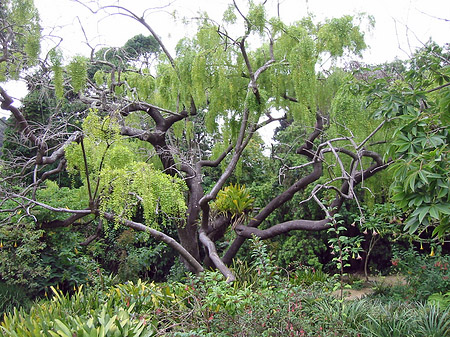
[366,43,450,238]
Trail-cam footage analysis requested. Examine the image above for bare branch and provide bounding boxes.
[102,212,204,274]
[197,145,233,168]
[235,219,330,239]
[8,193,93,215]
[199,229,235,282]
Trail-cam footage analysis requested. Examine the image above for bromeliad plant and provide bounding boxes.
[212,183,254,228]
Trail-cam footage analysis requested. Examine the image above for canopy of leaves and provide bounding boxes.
[61,11,372,145]
[0,0,41,81]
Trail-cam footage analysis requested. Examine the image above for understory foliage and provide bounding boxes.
[1,239,450,337]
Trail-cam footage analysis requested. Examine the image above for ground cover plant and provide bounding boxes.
[1,268,450,336]
[1,238,450,336]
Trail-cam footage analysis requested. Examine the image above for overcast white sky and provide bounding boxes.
[33,0,450,64]
[1,0,449,119]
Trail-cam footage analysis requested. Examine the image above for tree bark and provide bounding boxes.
[102,212,204,274]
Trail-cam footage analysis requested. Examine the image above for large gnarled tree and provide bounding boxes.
[1,0,390,281]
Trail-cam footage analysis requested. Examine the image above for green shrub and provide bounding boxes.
[361,302,417,337]
[289,266,330,286]
[392,247,450,300]
[428,291,450,310]
[0,280,188,336]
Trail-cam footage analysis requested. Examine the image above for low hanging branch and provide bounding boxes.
[102,212,204,274]
[199,229,235,282]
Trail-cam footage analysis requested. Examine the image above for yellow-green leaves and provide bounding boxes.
[100,162,187,229]
[223,3,237,24]
[50,48,64,99]
[247,2,266,34]
[67,56,88,93]
[213,183,254,218]
[65,110,187,229]
[0,0,41,81]
[317,16,367,57]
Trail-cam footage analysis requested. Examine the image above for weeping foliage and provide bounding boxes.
[67,56,88,93]
[65,6,371,149]
[65,111,187,229]
[0,0,41,81]
[99,161,187,229]
[49,48,64,99]
[148,12,368,145]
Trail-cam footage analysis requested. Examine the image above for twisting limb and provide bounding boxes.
[102,212,204,274]
[235,219,330,239]
[73,1,177,72]
[0,86,38,145]
[8,193,93,215]
[223,111,392,264]
[199,229,235,282]
[223,114,326,264]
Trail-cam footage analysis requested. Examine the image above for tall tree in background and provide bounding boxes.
[1,0,393,281]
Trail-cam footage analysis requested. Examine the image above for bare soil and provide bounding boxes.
[333,274,407,300]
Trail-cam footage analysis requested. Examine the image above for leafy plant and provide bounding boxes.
[0,283,31,318]
[327,214,363,298]
[289,266,330,286]
[428,291,450,310]
[362,42,450,238]
[212,183,254,227]
[415,303,450,337]
[358,203,405,280]
[391,247,450,301]
[249,235,279,287]
[0,280,191,336]
[362,302,417,337]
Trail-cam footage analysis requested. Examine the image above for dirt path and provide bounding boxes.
[333,274,407,300]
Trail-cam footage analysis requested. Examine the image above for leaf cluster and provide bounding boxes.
[0,0,41,81]
[361,43,450,237]
[64,110,187,229]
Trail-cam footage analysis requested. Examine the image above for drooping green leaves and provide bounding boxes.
[65,110,187,228]
[317,15,369,57]
[247,1,266,34]
[99,161,187,229]
[0,0,41,81]
[67,56,88,93]
[50,48,64,99]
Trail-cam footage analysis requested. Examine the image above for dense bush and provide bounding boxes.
[2,237,449,337]
[391,247,450,301]
[0,283,31,318]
